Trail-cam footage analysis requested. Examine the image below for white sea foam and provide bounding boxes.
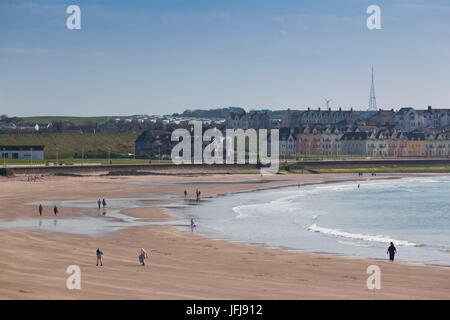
[307,223,418,247]
[233,207,248,219]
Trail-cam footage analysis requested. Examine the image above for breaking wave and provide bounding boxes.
[307,223,420,247]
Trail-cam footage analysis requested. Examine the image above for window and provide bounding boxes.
[12,153,18,159]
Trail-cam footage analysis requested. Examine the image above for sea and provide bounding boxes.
[167,175,450,267]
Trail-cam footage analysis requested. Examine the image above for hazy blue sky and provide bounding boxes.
[1,0,450,116]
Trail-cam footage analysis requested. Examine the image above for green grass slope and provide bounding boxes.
[0,133,139,159]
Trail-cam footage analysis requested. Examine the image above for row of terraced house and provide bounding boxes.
[279,127,450,157]
[226,106,450,158]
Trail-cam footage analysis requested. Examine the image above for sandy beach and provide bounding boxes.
[0,172,449,299]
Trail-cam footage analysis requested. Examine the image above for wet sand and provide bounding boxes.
[0,173,449,299]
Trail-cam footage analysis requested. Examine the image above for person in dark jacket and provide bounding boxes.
[387,242,397,261]
[96,248,103,266]
[53,205,58,216]
[38,204,43,216]
[98,199,101,209]
[102,199,106,208]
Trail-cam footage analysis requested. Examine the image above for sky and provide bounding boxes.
[0,0,450,116]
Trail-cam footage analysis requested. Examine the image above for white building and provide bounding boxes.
[395,108,424,132]
[321,127,343,156]
[0,145,45,160]
[279,128,297,155]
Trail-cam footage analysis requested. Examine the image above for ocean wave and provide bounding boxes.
[232,206,253,219]
[307,223,419,247]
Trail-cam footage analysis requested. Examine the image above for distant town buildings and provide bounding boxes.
[225,106,450,158]
[226,111,270,130]
[2,106,450,160]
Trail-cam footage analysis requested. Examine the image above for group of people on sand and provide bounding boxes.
[94,229,395,267]
[38,204,59,216]
[27,175,42,182]
[97,198,107,209]
[39,195,397,263]
[183,189,202,202]
[37,195,199,268]
[96,247,149,267]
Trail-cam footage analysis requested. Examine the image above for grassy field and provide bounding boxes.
[0,158,172,165]
[0,133,139,159]
[313,167,450,173]
[279,154,370,160]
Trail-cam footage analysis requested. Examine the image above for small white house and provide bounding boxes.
[0,145,45,160]
[280,129,297,155]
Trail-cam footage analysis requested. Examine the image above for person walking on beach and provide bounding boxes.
[96,248,103,266]
[387,242,397,261]
[184,190,187,198]
[358,184,360,189]
[196,189,199,201]
[102,199,106,208]
[53,205,58,216]
[190,218,196,232]
[98,199,101,209]
[138,248,148,266]
[38,204,43,216]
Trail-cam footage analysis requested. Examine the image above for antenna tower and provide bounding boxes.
[368,66,377,111]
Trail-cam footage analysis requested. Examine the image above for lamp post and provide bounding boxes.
[54,143,59,165]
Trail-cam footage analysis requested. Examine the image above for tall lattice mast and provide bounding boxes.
[368,66,377,111]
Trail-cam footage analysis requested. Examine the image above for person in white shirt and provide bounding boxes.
[139,248,148,266]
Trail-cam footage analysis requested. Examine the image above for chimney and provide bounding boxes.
[307,107,310,111]
[350,108,353,112]
[339,107,342,111]
[318,107,321,111]
[428,106,432,111]
[329,107,331,111]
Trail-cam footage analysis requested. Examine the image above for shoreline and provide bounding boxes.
[0,172,449,299]
[161,174,450,270]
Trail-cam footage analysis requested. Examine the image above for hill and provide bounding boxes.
[172,107,245,119]
[0,133,139,159]
[172,107,287,120]
[0,116,113,126]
